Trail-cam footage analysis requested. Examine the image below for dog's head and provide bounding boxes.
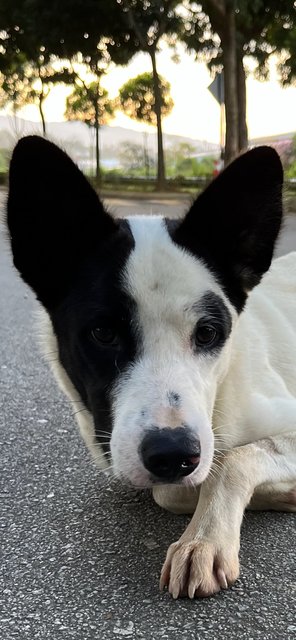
[7,137,283,487]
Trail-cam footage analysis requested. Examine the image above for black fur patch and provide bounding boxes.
[51,221,137,450]
[172,146,283,312]
[191,291,232,354]
[7,136,138,449]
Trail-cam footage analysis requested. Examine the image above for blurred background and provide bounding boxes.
[0,1,296,197]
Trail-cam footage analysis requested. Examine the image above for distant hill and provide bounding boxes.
[0,115,219,168]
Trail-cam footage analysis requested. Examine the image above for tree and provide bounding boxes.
[0,0,137,65]
[0,1,139,134]
[65,80,114,183]
[0,1,182,186]
[118,0,181,189]
[260,4,296,85]
[183,1,295,165]
[0,53,30,134]
[118,73,173,181]
[234,0,294,153]
[118,71,173,123]
[182,0,240,165]
[0,49,59,136]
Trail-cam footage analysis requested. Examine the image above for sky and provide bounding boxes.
[6,44,296,144]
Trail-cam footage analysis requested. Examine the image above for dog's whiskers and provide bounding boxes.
[95,451,112,462]
[72,407,88,417]
[95,429,112,437]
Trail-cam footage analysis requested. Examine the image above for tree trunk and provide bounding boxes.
[150,49,166,190]
[222,5,239,166]
[143,132,150,179]
[39,95,46,137]
[236,49,248,153]
[94,98,100,185]
[95,117,100,185]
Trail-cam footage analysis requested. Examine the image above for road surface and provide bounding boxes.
[1,195,296,640]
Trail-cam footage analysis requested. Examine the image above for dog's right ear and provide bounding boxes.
[173,146,283,312]
[7,136,118,310]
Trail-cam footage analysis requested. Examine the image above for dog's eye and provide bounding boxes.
[195,324,218,347]
[91,327,118,346]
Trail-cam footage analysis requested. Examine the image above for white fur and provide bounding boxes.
[111,217,236,487]
[214,251,296,447]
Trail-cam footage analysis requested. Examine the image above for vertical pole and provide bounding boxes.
[219,73,225,169]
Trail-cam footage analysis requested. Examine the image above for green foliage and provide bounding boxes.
[285,163,296,180]
[183,0,296,81]
[118,72,173,126]
[262,4,296,84]
[284,135,296,179]
[118,141,155,176]
[0,0,137,72]
[0,148,8,172]
[117,0,181,51]
[165,142,215,178]
[0,48,67,135]
[0,56,30,113]
[65,81,114,127]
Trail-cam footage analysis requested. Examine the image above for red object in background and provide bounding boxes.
[213,158,224,177]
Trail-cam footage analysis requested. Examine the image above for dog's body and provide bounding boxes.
[7,137,296,598]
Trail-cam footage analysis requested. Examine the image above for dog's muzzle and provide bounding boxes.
[139,426,200,483]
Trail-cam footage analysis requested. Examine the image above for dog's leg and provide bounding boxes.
[152,485,200,514]
[160,432,296,598]
[248,481,296,512]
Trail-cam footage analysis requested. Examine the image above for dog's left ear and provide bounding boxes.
[173,146,283,311]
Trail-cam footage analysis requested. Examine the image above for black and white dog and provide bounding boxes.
[7,136,296,598]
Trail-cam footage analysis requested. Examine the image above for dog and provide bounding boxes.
[7,136,296,599]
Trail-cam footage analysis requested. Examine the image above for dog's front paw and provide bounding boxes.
[160,538,240,599]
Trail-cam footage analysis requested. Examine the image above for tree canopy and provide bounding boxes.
[180,0,296,164]
[118,72,173,127]
[66,81,114,128]
[1,0,296,181]
[0,0,137,66]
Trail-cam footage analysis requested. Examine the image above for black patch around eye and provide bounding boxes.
[49,220,139,451]
[165,216,248,313]
[194,324,218,347]
[91,326,119,347]
[192,291,232,354]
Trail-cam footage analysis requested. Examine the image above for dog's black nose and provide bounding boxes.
[140,427,200,482]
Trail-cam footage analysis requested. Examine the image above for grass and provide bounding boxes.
[284,192,296,214]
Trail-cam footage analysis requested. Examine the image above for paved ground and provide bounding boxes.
[1,195,296,640]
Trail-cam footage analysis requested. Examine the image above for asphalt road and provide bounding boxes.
[1,195,296,640]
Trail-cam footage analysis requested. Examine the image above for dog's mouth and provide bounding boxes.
[112,461,206,491]
[109,450,214,490]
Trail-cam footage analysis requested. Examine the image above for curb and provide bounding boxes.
[98,190,193,201]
